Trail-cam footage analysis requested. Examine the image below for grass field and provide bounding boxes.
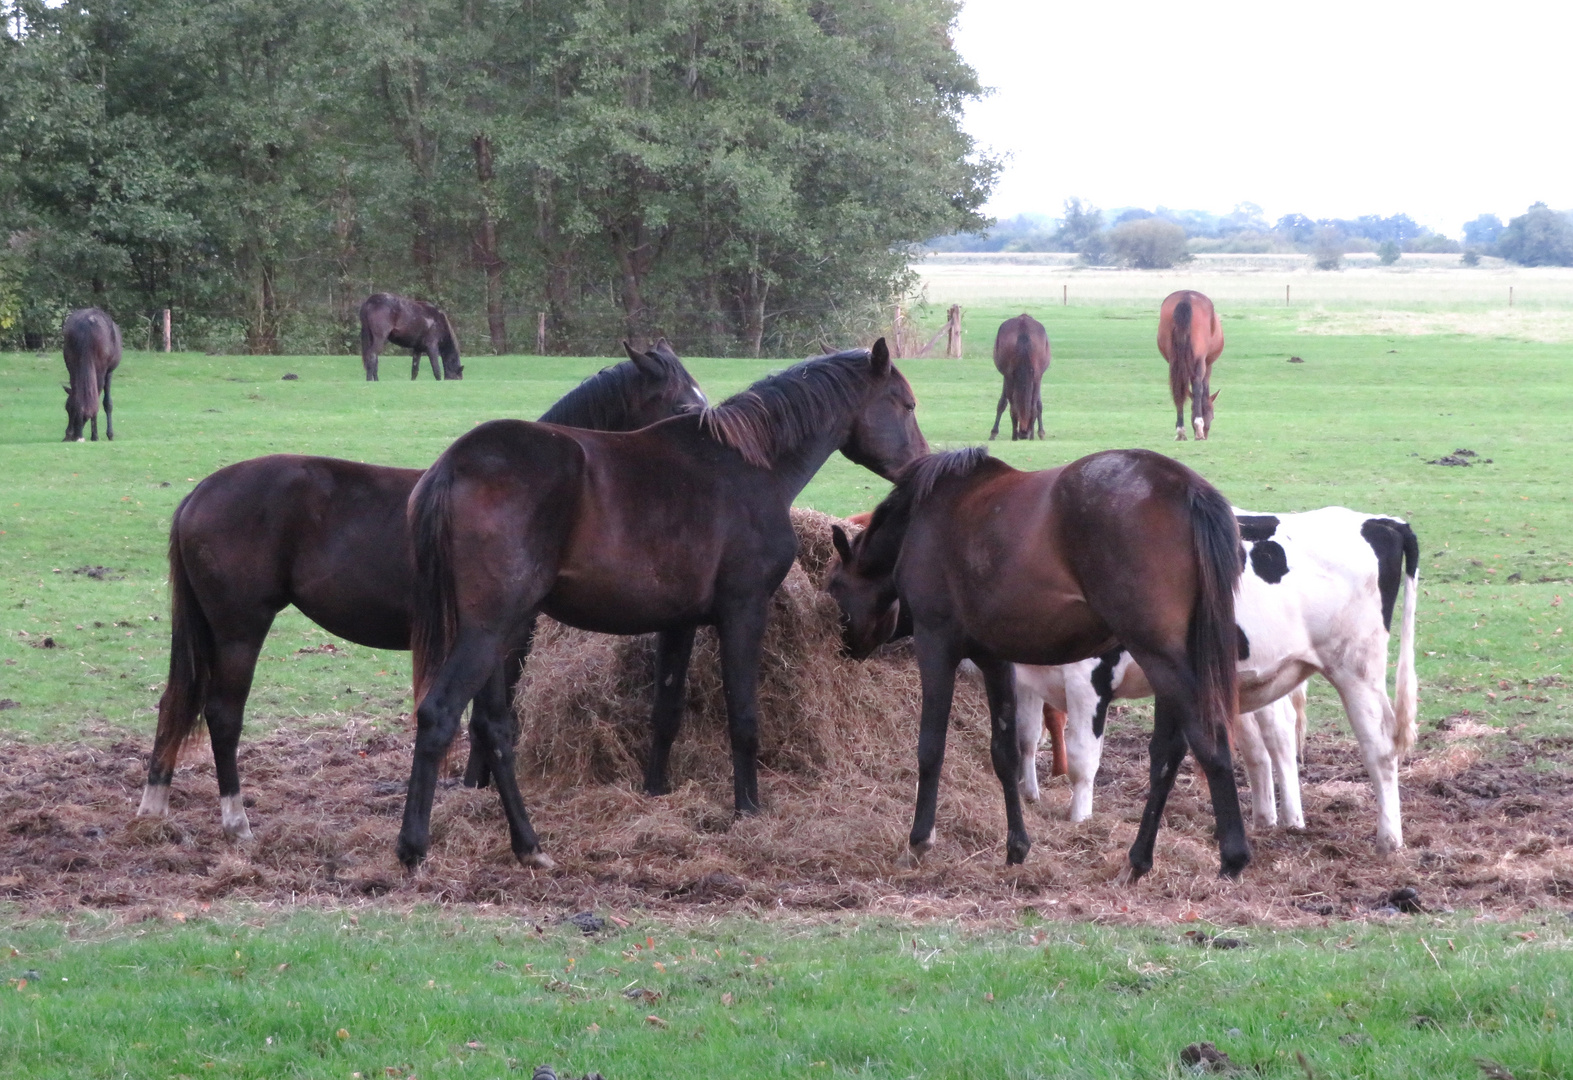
[2,284,1572,1078]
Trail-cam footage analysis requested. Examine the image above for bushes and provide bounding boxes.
[1377,241,1401,265]
[1312,228,1345,270]
[1496,203,1573,266]
[1108,218,1188,269]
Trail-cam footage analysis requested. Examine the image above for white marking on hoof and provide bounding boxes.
[1374,834,1403,855]
[519,850,556,870]
[137,784,171,818]
[1174,428,1186,441]
[896,833,935,868]
[1194,417,1207,440]
[1115,863,1136,886]
[220,794,253,841]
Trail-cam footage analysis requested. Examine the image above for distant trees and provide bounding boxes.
[1463,214,1506,250]
[1495,203,1573,266]
[0,0,995,356]
[1108,218,1188,269]
[1052,198,1107,262]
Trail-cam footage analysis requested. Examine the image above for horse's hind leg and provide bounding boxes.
[644,625,698,797]
[102,371,113,441]
[89,411,98,442]
[467,629,552,867]
[1123,693,1189,882]
[428,347,443,381]
[205,638,266,840]
[464,625,534,789]
[979,657,1030,865]
[411,349,423,381]
[905,632,960,864]
[989,388,1007,440]
[717,604,771,815]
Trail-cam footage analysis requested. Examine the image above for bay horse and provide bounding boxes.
[62,307,122,441]
[1158,290,1224,440]
[400,340,926,869]
[826,446,1248,879]
[136,342,706,840]
[989,314,1050,440]
[360,293,462,381]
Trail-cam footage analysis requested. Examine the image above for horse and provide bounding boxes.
[1014,506,1419,851]
[360,293,463,381]
[62,308,122,441]
[400,340,926,870]
[826,446,1247,880]
[1158,290,1224,440]
[136,342,706,841]
[989,314,1050,440]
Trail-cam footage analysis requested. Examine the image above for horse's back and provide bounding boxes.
[993,313,1050,375]
[1158,290,1221,362]
[63,307,120,374]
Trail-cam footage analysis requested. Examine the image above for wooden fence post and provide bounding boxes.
[946,304,963,358]
[1062,284,1067,306]
[536,311,547,355]
[1509,286,1514,307]
[892,303,907,358]
[162,308,171,352]
[1285,284,1290,306]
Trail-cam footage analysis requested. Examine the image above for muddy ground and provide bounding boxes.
[2,708,1569,928]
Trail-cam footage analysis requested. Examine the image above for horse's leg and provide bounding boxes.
[1046,705,1068,777]
[1062,673,1108,823]
[89,409,98,442]
[716,605,769,814]
[905,632,960,864]
[467,627,552,867]
[464,620,534,788]
[979,657,1030,865]
[1013,674,1044,802]
[643,625,698,797]
[989,387,1007,440]
[1174,399,1187,441]
[1232,705,1277,829]
[204,638,267,840]
[362,330,380,381]
[1034,385,1045,440]
[411,348,422,381]
[1328,674,1403,852]
[1260,695,1305,830]
[397,625,508,868]
[102,370,113,441]
[427,344,443,381]
[1123,693,1189,881]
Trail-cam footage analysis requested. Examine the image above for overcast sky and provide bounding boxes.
[952,1,1573,237]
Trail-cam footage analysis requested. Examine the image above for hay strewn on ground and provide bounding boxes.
[2,509,1570,926]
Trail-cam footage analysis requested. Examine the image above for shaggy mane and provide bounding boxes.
[700,349,876,469]
[539,349,686,431]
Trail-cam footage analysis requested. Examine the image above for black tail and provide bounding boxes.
[1186,480,1242,753]
[408,456,460,708]
[156,503,216,753]
[1168,298,1195,410]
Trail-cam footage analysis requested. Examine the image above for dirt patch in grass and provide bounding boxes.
[1,511,1569,928]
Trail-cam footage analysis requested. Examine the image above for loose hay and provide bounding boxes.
[1,510,1570,926]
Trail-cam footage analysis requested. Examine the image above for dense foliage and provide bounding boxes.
[0,0,995,356]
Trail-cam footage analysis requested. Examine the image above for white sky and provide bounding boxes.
[953,0,1573,237]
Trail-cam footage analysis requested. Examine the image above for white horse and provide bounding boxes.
[1014,506,1419,852]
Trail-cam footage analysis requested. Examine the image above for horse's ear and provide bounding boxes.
[869,337,891,375]
[831,524,853,563]
[1210,390,1220,404]
[62,384,72,394]
[651,338,682,365]
[626,341,662,376]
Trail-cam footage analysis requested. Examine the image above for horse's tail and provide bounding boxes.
[408,455,460,709]
[1186,480,1242,753]
[155,502,215,754]
[1167,297,1195,409]
[1391,521,1420,757]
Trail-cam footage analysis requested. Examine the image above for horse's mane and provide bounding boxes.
[700,349,876,469]
[855,447,995,569]
[539,353,677,431]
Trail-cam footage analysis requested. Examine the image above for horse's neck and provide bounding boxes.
[763,422,852,503]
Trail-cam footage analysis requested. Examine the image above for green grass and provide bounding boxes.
[2,304,1570,741]
[1,910,1569,1079]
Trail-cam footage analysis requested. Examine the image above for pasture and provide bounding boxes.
[1,284,1571,1077]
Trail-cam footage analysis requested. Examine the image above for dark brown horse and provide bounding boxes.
[1159,290,1224,440]
[400,340,926,869]
[826,446,1248,880]
[136,343,706,840]
[62,308,122,441]
[989,314,1050,440]
[360,293,462,381]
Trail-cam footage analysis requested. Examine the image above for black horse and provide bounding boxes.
[62,308,122,441]
[400,340,927,869]
[360,293,463,381]
[827,447,1247,880]
[137,342,706,840]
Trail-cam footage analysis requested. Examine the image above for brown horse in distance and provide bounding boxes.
[827,447,1247,880]
[400,341,927,869]
[360,293,463,381]
[1158,290,1224,440]
[137,342,706,841]
[62,308,122,441]
[989,314,1051,440]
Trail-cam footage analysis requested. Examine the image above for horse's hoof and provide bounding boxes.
[136,784,172,818]
[518,850,556,870]
[1005,838,1030,866]
[1115,862,1144,886]
[1374,834,1403,855]
[895,847,923,870]
[395,836,427,871]
[1218,851,1250,880]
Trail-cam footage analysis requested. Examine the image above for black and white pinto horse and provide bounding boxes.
[1012,506,1419,853]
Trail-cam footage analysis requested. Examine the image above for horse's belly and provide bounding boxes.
[543,573,714,636]
[971,594,1113,667]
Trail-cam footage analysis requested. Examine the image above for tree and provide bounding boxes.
[1312,227,1344,270]
[1053,197,1105,262]
[1496,204,1573,267]
[1109,218,1188,269]
[1462,214,1504,250]
[1377,241,1401,265]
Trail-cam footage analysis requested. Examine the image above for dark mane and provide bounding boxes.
[855,447,995,573]
[900,446,994,505]
[539,356,671,431]
[700,349,875,468]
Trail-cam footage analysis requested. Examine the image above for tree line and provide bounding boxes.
[0,0,994,356]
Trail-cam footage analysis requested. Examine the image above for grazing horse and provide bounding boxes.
[62,308,122,441]
[1015,506,1420,851]
[360,293,463,381]
[401,340,926,869]
[989,314,1051,440]
[1158,290,1224,440]
[827,446,1247,879]
[136,342,706,840]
